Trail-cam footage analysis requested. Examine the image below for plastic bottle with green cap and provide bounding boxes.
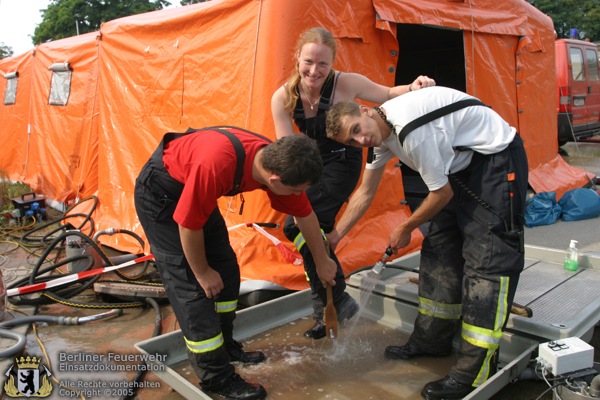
[564,240,579,271]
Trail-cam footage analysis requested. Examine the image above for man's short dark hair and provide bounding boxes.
[261,135,322,186]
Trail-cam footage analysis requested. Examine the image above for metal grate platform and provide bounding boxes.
[348,246,600,342]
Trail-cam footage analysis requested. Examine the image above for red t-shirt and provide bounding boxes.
[162,127,312,230]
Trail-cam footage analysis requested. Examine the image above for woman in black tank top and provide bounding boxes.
[271,27,435,339]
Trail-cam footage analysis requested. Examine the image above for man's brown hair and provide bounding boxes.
[325,101,361,141]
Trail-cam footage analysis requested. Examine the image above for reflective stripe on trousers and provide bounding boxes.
[292,229,327,253]
[461,276,510,386]
[184,299,237,353]
[186,332,224,354]
[418,297,462,320]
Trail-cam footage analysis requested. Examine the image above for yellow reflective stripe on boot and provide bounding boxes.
[293,230,327,252]
[185,332,224,354]
[215,300,237,314]
[418,297,462,320]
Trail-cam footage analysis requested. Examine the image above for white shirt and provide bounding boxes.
[367,86,516,191]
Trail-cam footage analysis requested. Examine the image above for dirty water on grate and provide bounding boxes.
[173,316,456,400]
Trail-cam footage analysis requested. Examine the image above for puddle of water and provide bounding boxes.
[174,316,455,400]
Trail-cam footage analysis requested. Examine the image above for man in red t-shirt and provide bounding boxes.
[134,127,335,400]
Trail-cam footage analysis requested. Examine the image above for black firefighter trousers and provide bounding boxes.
[409,135,529,387]
[134,141,239,388]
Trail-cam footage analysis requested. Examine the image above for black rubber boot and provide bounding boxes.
[421,375,475,400]
[384,342,450,360]
[202,373,267,400]
[220,311,266,364]
[336,292,359,322]
[225,340,266,364]
[303,319,326,339]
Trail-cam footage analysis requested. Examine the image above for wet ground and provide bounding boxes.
[174,318,455,400]
[0,140,599,400]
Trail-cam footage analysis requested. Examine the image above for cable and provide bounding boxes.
[534,383,562,400]
[32,324,85,400]
[539,365,564,400]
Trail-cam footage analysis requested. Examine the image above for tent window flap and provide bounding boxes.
[48,62,72,106]
[3,71,18,105]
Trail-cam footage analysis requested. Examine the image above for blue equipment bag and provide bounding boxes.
[525,192,562,227]
[558,188,600,221]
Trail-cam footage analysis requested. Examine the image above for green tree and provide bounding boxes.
[179,0,209,4]
[0,43,14,59]
[531,0,600,41]
[32,0,170,46]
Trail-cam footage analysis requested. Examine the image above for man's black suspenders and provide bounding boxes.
[166,126,270,196]
[398,99,488,145]
[367,98,489,162]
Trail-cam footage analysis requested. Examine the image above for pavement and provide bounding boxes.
[525,141,600,255]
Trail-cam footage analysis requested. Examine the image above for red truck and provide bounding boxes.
[556,38,600,145]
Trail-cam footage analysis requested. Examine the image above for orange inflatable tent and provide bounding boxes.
[0,0,593,292]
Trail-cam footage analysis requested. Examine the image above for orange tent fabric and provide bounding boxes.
[0,0,592,290]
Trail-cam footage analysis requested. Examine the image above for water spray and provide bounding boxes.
[371,247,394,275]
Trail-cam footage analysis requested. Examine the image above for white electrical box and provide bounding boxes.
[538,337,594,376]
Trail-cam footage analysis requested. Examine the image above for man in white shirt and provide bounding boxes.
[325,86,529,400]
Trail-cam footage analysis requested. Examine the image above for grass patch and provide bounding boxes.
[0,170,33,212]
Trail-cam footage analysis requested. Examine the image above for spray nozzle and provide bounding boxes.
[372,247,394,275]
[372,261,384,275]
[570,240,578,248]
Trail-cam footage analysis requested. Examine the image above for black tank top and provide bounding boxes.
[293,71,361,156]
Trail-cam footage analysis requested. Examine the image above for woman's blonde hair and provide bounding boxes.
[283,27,337,115]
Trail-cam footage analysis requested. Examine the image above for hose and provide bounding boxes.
[20,213,95,244]
[590,374,600,397]
[0,309,123,359]
[10,198,152,307]
[93,228,145,250]
[92,228,149,281]
[121,298,162,400]
[0,329,26,359]
[7,229,151,309]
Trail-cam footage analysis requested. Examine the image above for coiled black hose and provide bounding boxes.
[8,229,149,308]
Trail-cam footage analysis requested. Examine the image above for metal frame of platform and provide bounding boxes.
[134,245,600,400]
